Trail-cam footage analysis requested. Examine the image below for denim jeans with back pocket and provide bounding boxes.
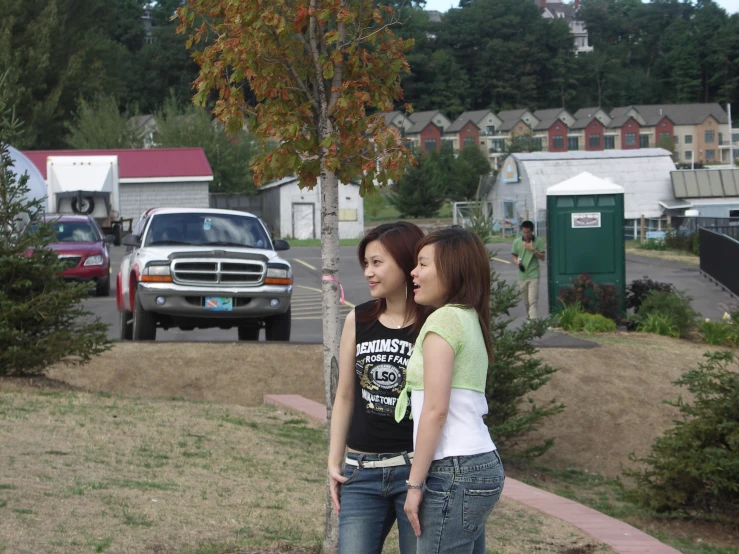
[418,450,504,554]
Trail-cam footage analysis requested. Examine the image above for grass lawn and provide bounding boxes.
[625,240,699,265]
[0,383,613,554]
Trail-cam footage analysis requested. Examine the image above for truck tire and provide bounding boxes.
[237,323,260,341]
[265,307,291,341]
[119,310,133,341]
[132,289,157,341]
[112,223,122,246]
[71,196,95,215]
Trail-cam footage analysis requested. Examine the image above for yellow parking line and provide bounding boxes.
[293,258,317,271]
[295,284,356,308]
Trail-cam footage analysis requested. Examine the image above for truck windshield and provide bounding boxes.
[145,213,272,249]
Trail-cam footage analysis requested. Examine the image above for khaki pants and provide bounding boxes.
[518,278,539,320]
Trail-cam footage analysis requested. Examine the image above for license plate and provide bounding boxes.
[205,297,233,311]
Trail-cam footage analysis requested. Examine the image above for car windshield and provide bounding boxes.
[50,221,99,242]
[145,213,272,249]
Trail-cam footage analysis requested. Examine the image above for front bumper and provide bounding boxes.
[63,265,110,283]
[137,282,292,318]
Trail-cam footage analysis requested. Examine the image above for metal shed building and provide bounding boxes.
[480,149,677,236]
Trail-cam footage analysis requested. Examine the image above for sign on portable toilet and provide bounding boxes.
[546,172,626,316]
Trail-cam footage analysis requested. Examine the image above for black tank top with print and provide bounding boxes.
[346,301,416,453]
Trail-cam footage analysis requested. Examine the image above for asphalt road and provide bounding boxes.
[87,244,737,343]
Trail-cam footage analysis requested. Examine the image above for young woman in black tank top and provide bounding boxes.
[328,222,430,554]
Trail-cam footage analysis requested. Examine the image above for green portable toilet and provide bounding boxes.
[546,172,626,316]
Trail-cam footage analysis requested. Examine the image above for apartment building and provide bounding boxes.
[381,103,736,170]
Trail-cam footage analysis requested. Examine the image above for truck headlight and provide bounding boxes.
[265,266,292,286]
[141,263,172,283]
[84,255,104,266]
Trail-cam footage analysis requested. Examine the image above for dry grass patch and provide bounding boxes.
[0,385,614,554]
[525,332,736,478]
[626,248,699,265]
[46,343,326,406]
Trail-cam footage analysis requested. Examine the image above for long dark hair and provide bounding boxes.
[415,228,493,363]
[356,222,430,335]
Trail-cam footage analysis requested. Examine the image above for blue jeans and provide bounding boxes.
[418,450,504,554]
[338,451,417,554]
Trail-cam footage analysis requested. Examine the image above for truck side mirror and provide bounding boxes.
[122,234,141,247]
[273,239,290,251]
[104,234,116,244]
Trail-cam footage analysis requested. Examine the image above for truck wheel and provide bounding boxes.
[237,323,260,341]
[71,196,95,215]
[112,224,122,246]
[132,290,157,341]
[119,310,133,341]
[96,277,111,297]
[265,307,291,341]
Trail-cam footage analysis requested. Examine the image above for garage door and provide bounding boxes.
[292,203,315,239]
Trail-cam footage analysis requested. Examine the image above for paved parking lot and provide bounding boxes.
[87,244,737,343]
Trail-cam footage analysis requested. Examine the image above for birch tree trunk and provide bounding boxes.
[320,167,341,554]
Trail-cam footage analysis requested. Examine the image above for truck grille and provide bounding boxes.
[171,259,265,286]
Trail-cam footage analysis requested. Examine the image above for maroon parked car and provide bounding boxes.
[39,214,114,296]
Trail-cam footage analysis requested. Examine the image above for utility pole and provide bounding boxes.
[728,103,734,167]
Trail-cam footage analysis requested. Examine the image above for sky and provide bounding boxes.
[422,0,739,15]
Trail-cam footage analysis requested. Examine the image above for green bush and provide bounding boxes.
[557,273,622,321]
[0,141,110,376]
[635,313,680,338]
[485,267,565,458]
[631,290,697,338]
[637,238,667,251]
[556,303,616,333]
[698,316,739,347]
[625,276,676,312]
[664,228,698,254]
[623,351,739,520]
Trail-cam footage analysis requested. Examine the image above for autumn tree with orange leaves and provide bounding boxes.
[178,0,414,550]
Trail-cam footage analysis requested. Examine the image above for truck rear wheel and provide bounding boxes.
[237,323,260,341]
[265,307,291,341]
[119,310,133,341]
[132,290,157,341]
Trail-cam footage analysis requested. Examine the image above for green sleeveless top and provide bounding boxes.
[394,305,488,422]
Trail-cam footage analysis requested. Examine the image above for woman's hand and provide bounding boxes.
[404,488,424,536]
[328,465,348,514]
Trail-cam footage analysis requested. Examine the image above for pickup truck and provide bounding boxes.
[116,207,292,341]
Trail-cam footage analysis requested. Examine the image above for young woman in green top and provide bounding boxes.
[395,227,504,553]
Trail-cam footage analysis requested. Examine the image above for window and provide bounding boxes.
[719,132,724,145]
[604,135,615,149]
[463,137,476,148]
[589,134,601,148]
[730,210,739,218]
[625,133,636,146]
[503,201,516,220]
[486,125,495,136]
[685,151,692,160]
[685,134,693,144]
[640,134,650,148]
[568,137,579,150]
[704,130,715,143]
[423,138,438,152]
[733,133,739,143]
[673,151,680,161]
[706,149,715,160]
[659,132,671,144]
[673,135,679,145]
[531,137,543,151]
[552,136,564,149]
[490,139,505,153]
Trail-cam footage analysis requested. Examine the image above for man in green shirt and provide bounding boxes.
[511,220,546,319]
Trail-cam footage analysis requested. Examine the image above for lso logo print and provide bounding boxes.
[369,364,402,390]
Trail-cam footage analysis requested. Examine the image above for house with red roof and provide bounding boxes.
[23,148,213,221]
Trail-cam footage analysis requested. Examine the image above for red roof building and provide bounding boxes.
[23,148,213,182]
